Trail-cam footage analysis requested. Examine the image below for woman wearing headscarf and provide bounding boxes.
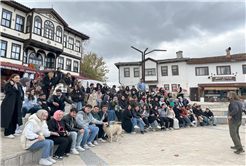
[102,95,116,121]
[47,110,72,160]
[1,74,24,139]
[21,109,59,166]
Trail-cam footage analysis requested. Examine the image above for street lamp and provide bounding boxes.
[131,46,166,82]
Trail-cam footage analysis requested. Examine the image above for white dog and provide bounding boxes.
[102,123,122,143]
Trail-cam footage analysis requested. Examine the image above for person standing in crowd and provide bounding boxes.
[102,95,115,121]
[167,105,179,130]
[110,85,117,99]
[227,91,244,154]
[86,83,94,95]
[1,74,24,139]
[137,78,146,94]
[54,67,64,85]
[78,81,86,106]
[53,79,68,96]
[177,84,184,99]
[87,89,97,108]
[22,89,42,118]
[63,108,85,154]
[111,96,121,122]
[101,83,109,95]
[63,73,73,97]
[71,84,84,111]
[21,109,58,166]
[48,89,75,115]
[203,108,216,126]
[47,110,72,160]
[42,72,55,100]
[96,89,102,110]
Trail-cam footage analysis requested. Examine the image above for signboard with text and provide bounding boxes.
[212,76,236,82]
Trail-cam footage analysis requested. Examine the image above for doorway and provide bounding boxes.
[190,87,199,101]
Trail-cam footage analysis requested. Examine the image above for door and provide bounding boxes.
[190,88,199,101]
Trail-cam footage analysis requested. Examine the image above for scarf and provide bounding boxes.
[36,109,48,119]
[53,110,63,121]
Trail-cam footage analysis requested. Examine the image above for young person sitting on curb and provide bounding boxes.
[21,109,58,166]
[75,104,106,149]
[203,108,216,126]
[131,105,146,134]
[90,105,107,143]
[48,89,75,116]
[98,105,112,141]
[158,103,174,130]
[63,108,84,155]
[181,105,196,127]
[173,105,185,128]
[187,104,197,126]
[102,95,116,121]
[194,105,207,126]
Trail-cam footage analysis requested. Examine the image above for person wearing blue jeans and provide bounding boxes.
[203,108,217,126]
[102,95,116,121]
[81,125,99,148]
[71,85,84,111]
[131,105,146,134]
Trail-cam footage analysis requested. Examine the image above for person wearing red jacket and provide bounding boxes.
[180,106,196,127]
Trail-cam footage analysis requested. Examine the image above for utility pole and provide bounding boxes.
[131,46,166,82]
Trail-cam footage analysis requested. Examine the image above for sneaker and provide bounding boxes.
[234,148,245,154]
[63,153,69,157]
[98,138,107,143]
[148,126,152,129]
[87,142,95,147]
[141,131,144,134]
[5,134,14,139]
[47,157,56,163]
[39,159,53,166]
[70,149,79,155]
[193,125,197,127]
[13,133,19,136]
[186,126,190,128]
[152,129,156,132]
[15,129,22,134]
[166,128,169,131]
[161,129,166,131]
[131,132,136,134]
[156,126,161,129]
[213,124,217,126]
[144,129,148,132]
[134,125,140,129]
[93,140,98,146]
[83,144,90,149]
[52,155,63,160]
[76,146,85,151]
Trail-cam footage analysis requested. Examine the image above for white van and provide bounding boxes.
[77,79,103,88]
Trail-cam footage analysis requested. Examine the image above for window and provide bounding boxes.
[26,15,31,33]
[1,9,12,28]
[164,84,169,91]
[66,59,71,71]
[243,65,246,74]
[172,84,177,91]
[15,15,25,32]
[74,61,78,72]
[172,65,179,75]
[124,68,130,77]
[196,67,209,76]
[68,37,74,50]
[34,16,42,35]
[44,54,55,68]
[161,66,168,76]
[11,44,21,60]
[58,57,64,69]
[63,35,67,47]
[145,68,155,76]
[56,26,62,43]
[75,40,80,52]
[134,68,139,77]
[217,66,231,75]
[44,20,54,40]
[29,53,43,65]
[0,40,7,57]
[23,50,27,64]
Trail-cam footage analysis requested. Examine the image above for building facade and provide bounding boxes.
[115,52,246,101]
[0,1,89,76]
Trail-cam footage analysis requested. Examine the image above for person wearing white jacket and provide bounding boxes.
[21,109,59,166]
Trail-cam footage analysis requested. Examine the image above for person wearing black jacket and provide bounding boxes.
[47,110,72,159]
[152,105,165,129]
[54,67,64,85]
[95,83,102,91]
[101,83,109,95]
[119,95,128,111]
[194,105,207,126]
[121,105,133,133]
[173,105,185,128]
[62,108,85,154]
[203,108,216,126]
[177,84,184,99]
[131,86,138,96]
[97,105,110,140]
[37,93,51,121]
[86,83,94,94]
[48,89,75,116]
[152,97,161,109]
[131,105,146,134]
[42,72,55,100]
[71,85,84,111]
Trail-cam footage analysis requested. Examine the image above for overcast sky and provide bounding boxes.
[18,0,246,86]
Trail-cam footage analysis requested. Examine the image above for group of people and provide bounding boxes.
[1,74,245,166]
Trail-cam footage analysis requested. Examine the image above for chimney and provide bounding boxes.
[176,51,183,59]
[225,47,231,58]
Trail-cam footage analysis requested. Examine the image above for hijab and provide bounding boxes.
[20,77,31,87]
[53,110,63,121]
[36,109,48,120]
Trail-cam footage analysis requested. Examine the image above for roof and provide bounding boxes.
[187,53,246,64]
[0,62,37,73]
[64,27,90,40]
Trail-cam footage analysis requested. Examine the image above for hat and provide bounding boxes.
[168,105,173,108]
